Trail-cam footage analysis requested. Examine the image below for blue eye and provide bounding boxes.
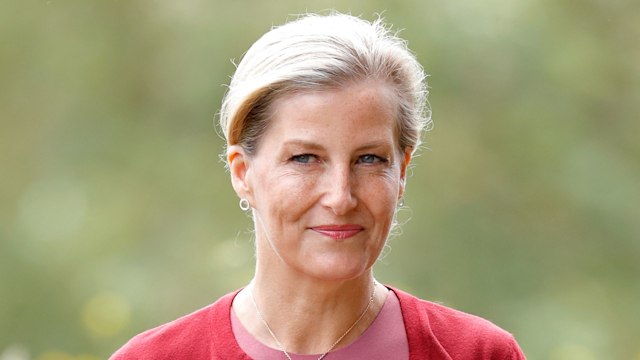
[291,154,317,164]
[359,154,385,164]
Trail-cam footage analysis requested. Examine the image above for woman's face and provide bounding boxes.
[229,81,411,281]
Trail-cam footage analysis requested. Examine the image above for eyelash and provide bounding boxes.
[289,154,388,165]
[290,154,318,164]
[358,154,388,164]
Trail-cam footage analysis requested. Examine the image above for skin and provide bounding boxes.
[228,80,412,354]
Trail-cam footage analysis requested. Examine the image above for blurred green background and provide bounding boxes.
[1,0,638,359]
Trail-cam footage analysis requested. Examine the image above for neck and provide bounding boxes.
[233,271,387,355]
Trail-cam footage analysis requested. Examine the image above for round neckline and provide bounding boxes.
[230,289,405,359]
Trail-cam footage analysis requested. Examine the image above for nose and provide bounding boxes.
[321,164,358,215]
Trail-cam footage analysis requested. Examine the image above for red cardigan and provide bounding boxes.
[111,287,526,359]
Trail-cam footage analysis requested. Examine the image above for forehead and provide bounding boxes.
[266,82,400,141]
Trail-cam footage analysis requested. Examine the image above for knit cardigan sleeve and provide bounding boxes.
[109,291,250,360]
[393,287,526,360]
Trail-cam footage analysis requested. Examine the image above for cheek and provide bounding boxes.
[359,177,400,221]
[257,172,318,221]
[361,169,402,199]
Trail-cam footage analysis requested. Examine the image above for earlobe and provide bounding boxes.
[227,145,253,202]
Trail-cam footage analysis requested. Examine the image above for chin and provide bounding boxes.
[299,257,371,282]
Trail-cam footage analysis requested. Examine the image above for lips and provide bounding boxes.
[310,224,364,240]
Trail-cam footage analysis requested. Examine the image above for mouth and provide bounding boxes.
[310,224,364,241]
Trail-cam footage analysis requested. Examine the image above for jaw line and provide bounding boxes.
[254,210,287,265]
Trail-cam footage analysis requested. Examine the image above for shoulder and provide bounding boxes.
[109,291,239,360]
[392,287,526,360]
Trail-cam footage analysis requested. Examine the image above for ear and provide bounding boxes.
[227,145,254,205]
[398,147,413,200]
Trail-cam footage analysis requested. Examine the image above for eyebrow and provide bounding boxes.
[281,139,325,150]
[355,140,394,152]
[281,139,393,152]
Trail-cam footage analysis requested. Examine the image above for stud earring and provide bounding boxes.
[398,198,405,207]
[239,198,250,211]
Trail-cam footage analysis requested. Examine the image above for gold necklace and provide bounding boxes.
[249,282,377,360]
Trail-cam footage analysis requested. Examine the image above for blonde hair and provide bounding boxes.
[219,13,430,157]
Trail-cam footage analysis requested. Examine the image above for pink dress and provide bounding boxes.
[231,291,410,359]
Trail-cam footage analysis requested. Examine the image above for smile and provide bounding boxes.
[310,225,364,240]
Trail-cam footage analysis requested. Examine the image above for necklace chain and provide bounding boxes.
[249,282,377,360]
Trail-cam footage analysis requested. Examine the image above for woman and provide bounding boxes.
[112,13,526,359]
